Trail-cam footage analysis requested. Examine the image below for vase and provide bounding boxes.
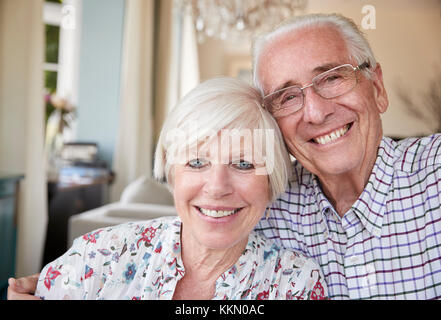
[45,110,65,182]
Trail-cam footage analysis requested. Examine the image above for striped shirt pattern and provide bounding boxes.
[255,134,441,299]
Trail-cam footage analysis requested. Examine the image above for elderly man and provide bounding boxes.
[253,13,441,299]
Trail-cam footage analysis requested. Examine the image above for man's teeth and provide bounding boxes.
[198,207,239,218]
[314,124,350,145]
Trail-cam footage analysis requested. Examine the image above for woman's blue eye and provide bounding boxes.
[232,160,254,170]
[187,158,207,169]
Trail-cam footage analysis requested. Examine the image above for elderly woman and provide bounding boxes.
[32,77,327,300]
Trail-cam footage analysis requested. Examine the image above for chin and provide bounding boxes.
[314,154,363,178]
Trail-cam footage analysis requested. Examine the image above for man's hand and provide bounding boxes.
[7,274,41,300]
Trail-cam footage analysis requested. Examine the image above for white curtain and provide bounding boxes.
[178,5,200,99]
[111,0,200,201]
[110,0,155,202]
[0,0,48,277]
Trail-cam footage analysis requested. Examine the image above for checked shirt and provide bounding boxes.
[256,134,441,299]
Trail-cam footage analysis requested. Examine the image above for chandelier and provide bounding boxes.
[178,0,308,43]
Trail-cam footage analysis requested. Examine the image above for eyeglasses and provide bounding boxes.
[263,62,370,118]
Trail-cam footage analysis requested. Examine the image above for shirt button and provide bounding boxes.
[350,255,360,264]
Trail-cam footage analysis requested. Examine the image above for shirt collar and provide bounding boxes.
[311,175,333,215]
[311,136,397,237]
[351,137,396,237]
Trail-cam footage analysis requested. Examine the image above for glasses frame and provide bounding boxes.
[263,61,370,118]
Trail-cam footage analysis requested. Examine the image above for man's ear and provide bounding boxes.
[371,63,389,114]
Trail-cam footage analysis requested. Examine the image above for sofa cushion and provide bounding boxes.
[120,175,174,205]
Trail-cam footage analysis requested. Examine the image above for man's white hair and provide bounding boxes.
[154,77,292,201]
[252,13,377,94]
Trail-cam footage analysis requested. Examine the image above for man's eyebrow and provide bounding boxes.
[269,80,299,96]
[312,62,342,73]
[267,62,343,96]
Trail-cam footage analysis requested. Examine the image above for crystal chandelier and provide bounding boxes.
[178,0,308,43]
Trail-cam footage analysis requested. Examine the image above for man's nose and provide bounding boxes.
[203,165,234,198]
[301,87,336,124]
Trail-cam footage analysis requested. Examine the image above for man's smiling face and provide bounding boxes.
[257,26,388,180]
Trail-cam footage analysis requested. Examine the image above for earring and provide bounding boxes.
[265,207,270,220]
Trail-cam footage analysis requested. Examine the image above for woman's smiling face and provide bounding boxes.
[172,135,270,250]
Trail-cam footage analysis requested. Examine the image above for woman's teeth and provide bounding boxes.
[198,207,240,218]
[314,124,350,145]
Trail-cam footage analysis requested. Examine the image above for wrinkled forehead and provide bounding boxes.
[258,26,351,95]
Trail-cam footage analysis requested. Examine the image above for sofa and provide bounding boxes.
[67,176,176,247]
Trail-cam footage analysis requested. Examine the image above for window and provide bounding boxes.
[44,1,61,93]
[43,0,81,139]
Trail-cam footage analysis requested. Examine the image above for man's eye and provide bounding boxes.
[281,89,301,106]
[284,94,299,101]
[326,75,340,81]
[322,73,342,83]
[231,160,254,171]
[187,158,208,169]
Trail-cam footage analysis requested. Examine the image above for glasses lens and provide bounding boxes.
[313,65,357,99]
[264,86,303,118]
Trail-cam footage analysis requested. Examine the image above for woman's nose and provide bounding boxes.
[203,165,234,198]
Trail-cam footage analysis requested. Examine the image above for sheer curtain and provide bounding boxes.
[111,0,199,202]
[0,0,47,276]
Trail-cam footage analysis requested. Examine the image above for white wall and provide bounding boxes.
[197,0,441,137]
[0,0,47,277]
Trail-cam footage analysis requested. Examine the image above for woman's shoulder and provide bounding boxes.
[248,231,327,299]
[249,231,319,269]
[75,216,180,251]
[36,216,181,299]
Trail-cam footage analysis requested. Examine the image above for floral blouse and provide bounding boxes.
[35,216,327,300]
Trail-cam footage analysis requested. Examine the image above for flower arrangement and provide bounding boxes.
[44,92,76,181]
[45,91,76,134]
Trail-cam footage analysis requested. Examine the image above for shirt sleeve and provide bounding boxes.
[35,231,102,300]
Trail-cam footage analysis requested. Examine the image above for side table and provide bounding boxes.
[0,172,24,300]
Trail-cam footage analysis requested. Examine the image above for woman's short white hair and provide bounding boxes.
[154,77,292,201]
[252,13,377,93]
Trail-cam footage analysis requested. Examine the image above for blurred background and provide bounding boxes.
[0,0,440,295]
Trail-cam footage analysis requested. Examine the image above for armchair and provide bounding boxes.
[67,176,176,247]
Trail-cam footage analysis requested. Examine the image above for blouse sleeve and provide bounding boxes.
[278,251,328,300]
[35,230,103,300]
